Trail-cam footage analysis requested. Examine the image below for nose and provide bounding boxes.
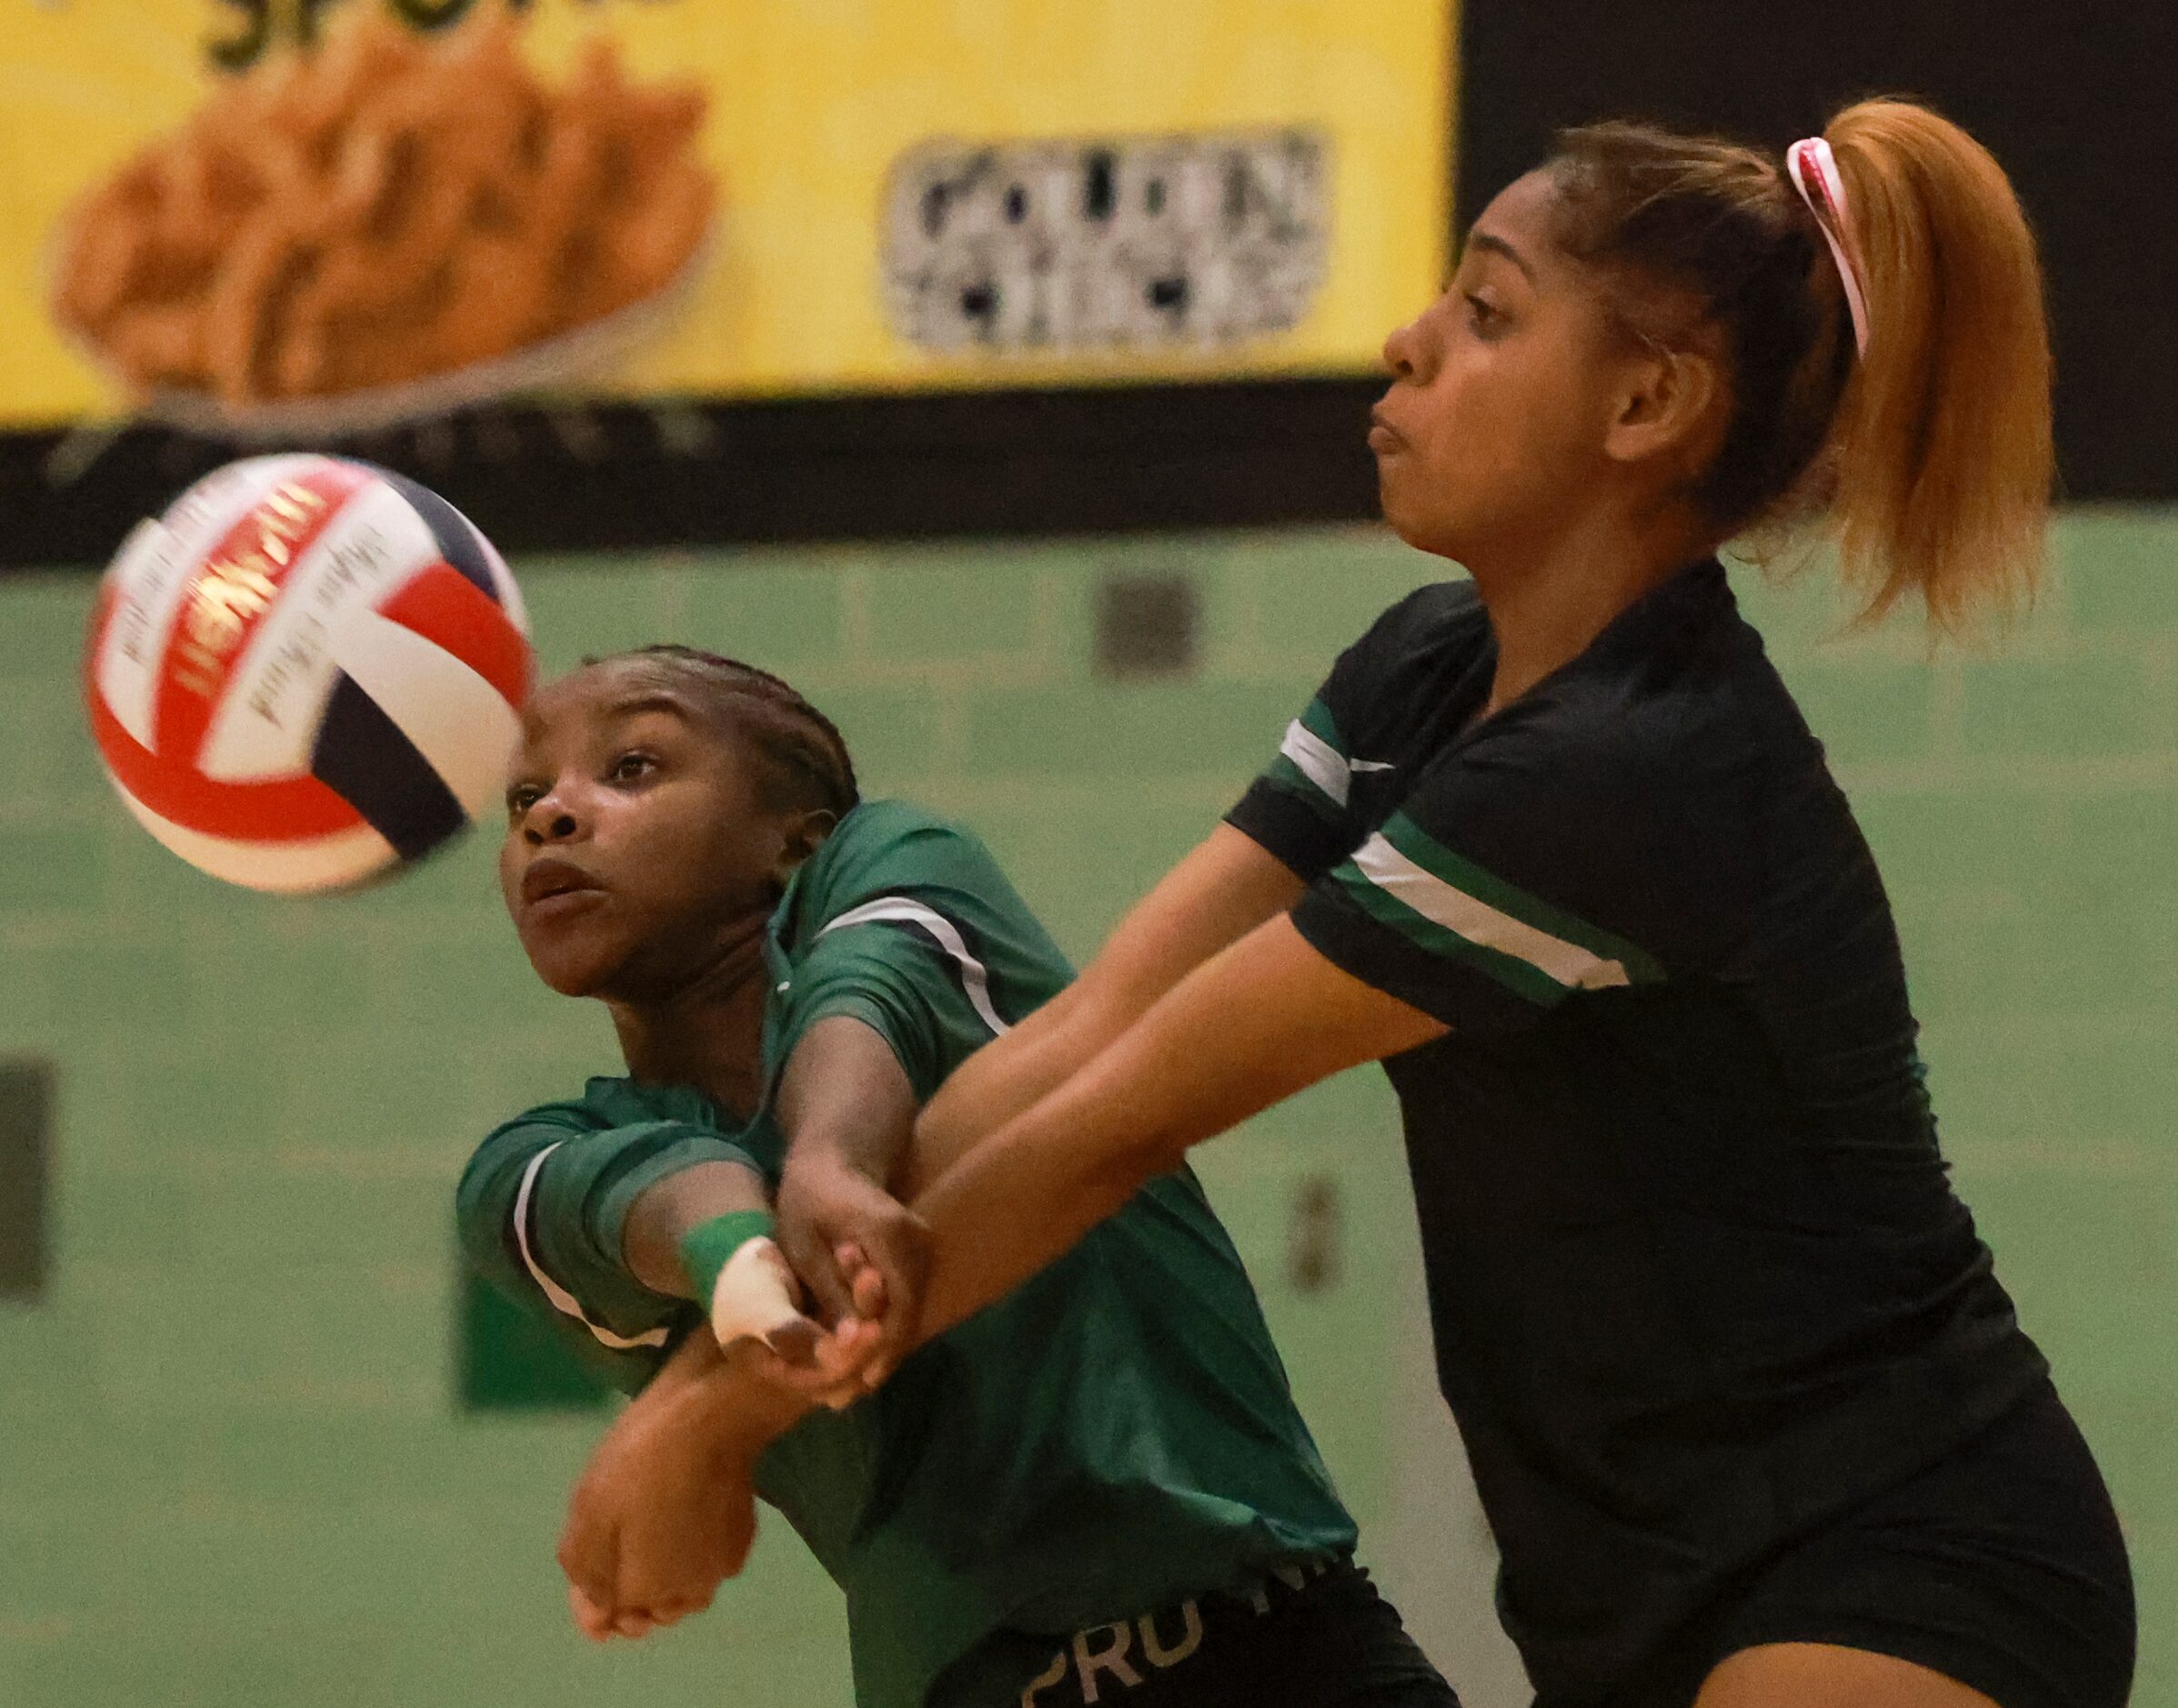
[1381,316,1420,380]
[521,783,584,847]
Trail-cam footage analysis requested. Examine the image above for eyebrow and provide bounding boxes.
[517,691,695,744]
[600,693,696,723]
[1465,229,1536,284]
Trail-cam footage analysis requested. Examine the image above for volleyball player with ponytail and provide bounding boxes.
[785,102,2138,1708]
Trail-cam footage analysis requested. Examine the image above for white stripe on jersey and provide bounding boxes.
[1280,718,1351,806]
[1280,719,1395,808]
[511,1142,670,1351]
[817,897,1011,1038]
[1350,832,1633,992]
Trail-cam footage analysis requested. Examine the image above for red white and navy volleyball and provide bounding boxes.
[84,455,534,893]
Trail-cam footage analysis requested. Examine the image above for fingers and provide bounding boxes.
[557,1504,619,1634]
[818,1313,883,1379]
[567,1580,615,1643]
[569,1551,710,1642]
[573,1584,693,1643]
[779,1229,853,1332]
[742,1338,868,1409]
[840,1201,933,1322]
[842,1230,928,1391]
[841,1244,888,1320]
[786,1246,896,1396]
[760,1314,826,1368]
[774,1214,857,1327]
[647,1594,708,1628]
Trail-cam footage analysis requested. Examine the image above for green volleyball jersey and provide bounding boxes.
[457,799,1357,1708]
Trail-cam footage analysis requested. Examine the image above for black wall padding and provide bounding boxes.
[0,378,1386,570]
[0,1059,51,1301]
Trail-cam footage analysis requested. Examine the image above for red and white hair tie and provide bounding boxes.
[1786,137,1870,357]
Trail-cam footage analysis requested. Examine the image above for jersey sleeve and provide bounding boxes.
[773,807,1070,1102]
[1290,720,1723,1035]
[1224,587,1439,882]
[455,1108,764,1394]
[774,923,997,1103]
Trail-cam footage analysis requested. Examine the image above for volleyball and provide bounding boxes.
[84,454,534,893]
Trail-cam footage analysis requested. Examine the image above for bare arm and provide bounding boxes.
[868,915,1444,1378]
[617,1017,919,1327]
[620,1161,774,1300]
[552,1028,928,1643]
[773,1015,930,1331]
[561,1000,973,1639]
[905,825,1304,1192]
[558,1328,817,1642]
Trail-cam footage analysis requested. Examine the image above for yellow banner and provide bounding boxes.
[3,0,1450,435]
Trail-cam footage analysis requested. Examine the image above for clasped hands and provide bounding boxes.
[557,1157,933,1643]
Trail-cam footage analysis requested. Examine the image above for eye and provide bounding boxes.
[607,750,657,785]
[505,782,543,818]
[1464,292,1502,335]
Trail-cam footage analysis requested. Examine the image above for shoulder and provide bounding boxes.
[798,799,1016,916]
[478,1090,608,1148]
[828,798,997,866]
[480,1077,722,1146]
[1300,577,1490,759]
[782,797,1070,981]
[1397,645,1789,947]
[1501,612,1795,805]
[1341,578,1488,671]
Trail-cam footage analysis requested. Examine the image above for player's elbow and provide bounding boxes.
[453,1149,511,1272]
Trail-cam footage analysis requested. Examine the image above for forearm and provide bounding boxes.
[459,1114,774,1343]
[620,1161,773,1300]
[641,1319,729,1405]
[908,915,1440,1346]
[776,1014,922,1191]
[636,1326,816,1460]
[689,1342,818,1462]
[903,986,1101,1196]
[908,826,1303,1191]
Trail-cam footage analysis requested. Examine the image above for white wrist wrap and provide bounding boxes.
[708,1236,807,1349]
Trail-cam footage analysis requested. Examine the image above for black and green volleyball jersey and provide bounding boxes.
[1228,562,2048,1704]
[457,799,1357,1708]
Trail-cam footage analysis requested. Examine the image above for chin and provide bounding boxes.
[517,931,626,1000]
[1379,481,1466,562]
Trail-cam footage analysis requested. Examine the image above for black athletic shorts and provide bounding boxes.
[1605,1381,2135,1708]
[956,1557,1460,1708]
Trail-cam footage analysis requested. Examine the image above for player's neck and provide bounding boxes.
[1465,503,1711,718]
[608,916,773,1120]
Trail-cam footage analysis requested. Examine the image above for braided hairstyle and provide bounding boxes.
[589,644,859,819]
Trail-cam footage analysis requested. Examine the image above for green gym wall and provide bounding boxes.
[1,519,2172,1705]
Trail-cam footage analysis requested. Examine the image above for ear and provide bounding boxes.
[1601,344,1724,471]
[769,807,838,889]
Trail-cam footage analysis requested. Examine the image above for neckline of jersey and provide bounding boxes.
[1455,556,1731,740]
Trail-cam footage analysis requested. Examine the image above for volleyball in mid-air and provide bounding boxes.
[84,454,534,893]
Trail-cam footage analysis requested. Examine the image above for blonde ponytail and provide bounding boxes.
[1823,100,2053,629]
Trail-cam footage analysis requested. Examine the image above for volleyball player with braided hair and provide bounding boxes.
[456,645,1459,1708]
[787,102,2138,1708]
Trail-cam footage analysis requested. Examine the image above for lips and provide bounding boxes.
[1368,405,1404,454]
[520,857,603,909]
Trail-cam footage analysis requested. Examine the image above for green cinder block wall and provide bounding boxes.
[0,516,2171,1705]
